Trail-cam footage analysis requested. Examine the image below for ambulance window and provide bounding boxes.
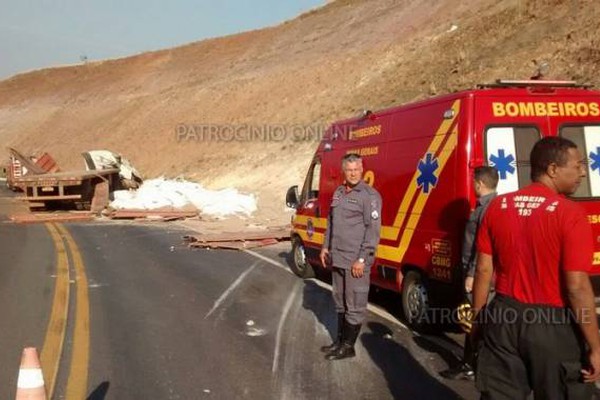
[485,126,540,195]
[302,160,321,200]
[560,125,600,198]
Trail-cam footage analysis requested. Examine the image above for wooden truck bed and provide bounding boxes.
[14,168,119,204]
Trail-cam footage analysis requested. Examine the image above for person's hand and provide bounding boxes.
[351,260,365,278]
[582,348,600,382]
[465,276,474,293]
[319,248,330,269]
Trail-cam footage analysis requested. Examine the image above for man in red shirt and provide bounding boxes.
[473,137,600,399]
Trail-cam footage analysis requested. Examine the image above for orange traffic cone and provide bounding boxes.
[15,347,47,400]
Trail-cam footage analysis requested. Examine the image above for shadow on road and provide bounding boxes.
[277,250,333,285]
[87,381,110,400]
[362,322,463,399]
[299,280,464,399]
[277,251,294,270]
[277,248,467,365]
[413,334,465,371]
[301,279,337,340]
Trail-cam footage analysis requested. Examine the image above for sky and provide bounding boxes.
[0,0,324,80]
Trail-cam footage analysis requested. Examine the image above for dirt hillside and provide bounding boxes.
[1,0,600,226]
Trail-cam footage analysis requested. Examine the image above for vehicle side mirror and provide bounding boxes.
[286,185,300,209]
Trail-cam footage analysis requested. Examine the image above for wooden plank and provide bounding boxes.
[17,195,82,201]
[90,181,109,214]
[9,213,94,224]
[7,147,47,174]
[189,237,281,250]
[190,241,246,250]
[109,209,198,220]
[184,228,290,243]
[13,168,120,182]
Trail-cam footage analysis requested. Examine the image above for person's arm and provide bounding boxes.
[562,208,600,382]
[358,192,382,262]
[472,252,493,314]
[462,208,479,293]
[468,199,493,279]
[564,271,600,382]
[322,210,332,251]
[469,251,493,344]
[470,204,495,342]
[320,211,333,268]
[352,192,381,278]
[462,215,477,277]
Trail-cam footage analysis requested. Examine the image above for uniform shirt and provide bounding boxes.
[476,182,593,307]
[322,180,382,269]
[462,192,496,278]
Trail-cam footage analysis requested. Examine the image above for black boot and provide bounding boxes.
[325,321,361,360]
[320,313,345,353]
[440,338,475,380]
[439,362,474,381]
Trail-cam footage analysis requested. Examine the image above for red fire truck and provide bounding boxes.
[286,79,600,325]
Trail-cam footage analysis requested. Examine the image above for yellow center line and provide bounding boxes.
[56,224,90,400]
[41,223,71,399]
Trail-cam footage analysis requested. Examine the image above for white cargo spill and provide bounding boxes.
[110,178,257,217]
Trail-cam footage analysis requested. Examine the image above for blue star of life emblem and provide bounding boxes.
[416,153,439,194]
[590,147,600,175]
[489,149,515,180]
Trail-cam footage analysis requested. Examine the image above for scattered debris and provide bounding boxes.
[245,327,267,337]
[183,227,290,250]
[8,212,94,224]
[84,150,143,189]
[6,147,59,191]
[105,208,199,221]
[90,181,109,213]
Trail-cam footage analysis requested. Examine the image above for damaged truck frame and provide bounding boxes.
[8,148,142,211]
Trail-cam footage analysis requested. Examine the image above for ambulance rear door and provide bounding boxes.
[549,92,600,277]
[474,93,547,195]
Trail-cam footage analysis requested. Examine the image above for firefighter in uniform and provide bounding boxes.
[319,153,382,361]
[441,165,498,380]
[473,137,600,399]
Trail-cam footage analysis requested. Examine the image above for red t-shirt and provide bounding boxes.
[476,182,593,307]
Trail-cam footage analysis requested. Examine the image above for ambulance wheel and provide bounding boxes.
[291,237,315,279]
[401,270,430,327]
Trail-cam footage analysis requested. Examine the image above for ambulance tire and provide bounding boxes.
[291,237,315,279]
[401,270,430,328]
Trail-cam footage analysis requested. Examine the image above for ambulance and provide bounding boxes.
[286,79,600,325]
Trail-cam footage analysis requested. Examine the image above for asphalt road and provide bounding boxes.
[0,187,477,399]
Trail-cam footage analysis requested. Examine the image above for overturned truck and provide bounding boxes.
[8,148,142,211]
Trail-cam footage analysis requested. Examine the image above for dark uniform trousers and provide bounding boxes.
[331,266,370,325]
[476,295,594,400]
